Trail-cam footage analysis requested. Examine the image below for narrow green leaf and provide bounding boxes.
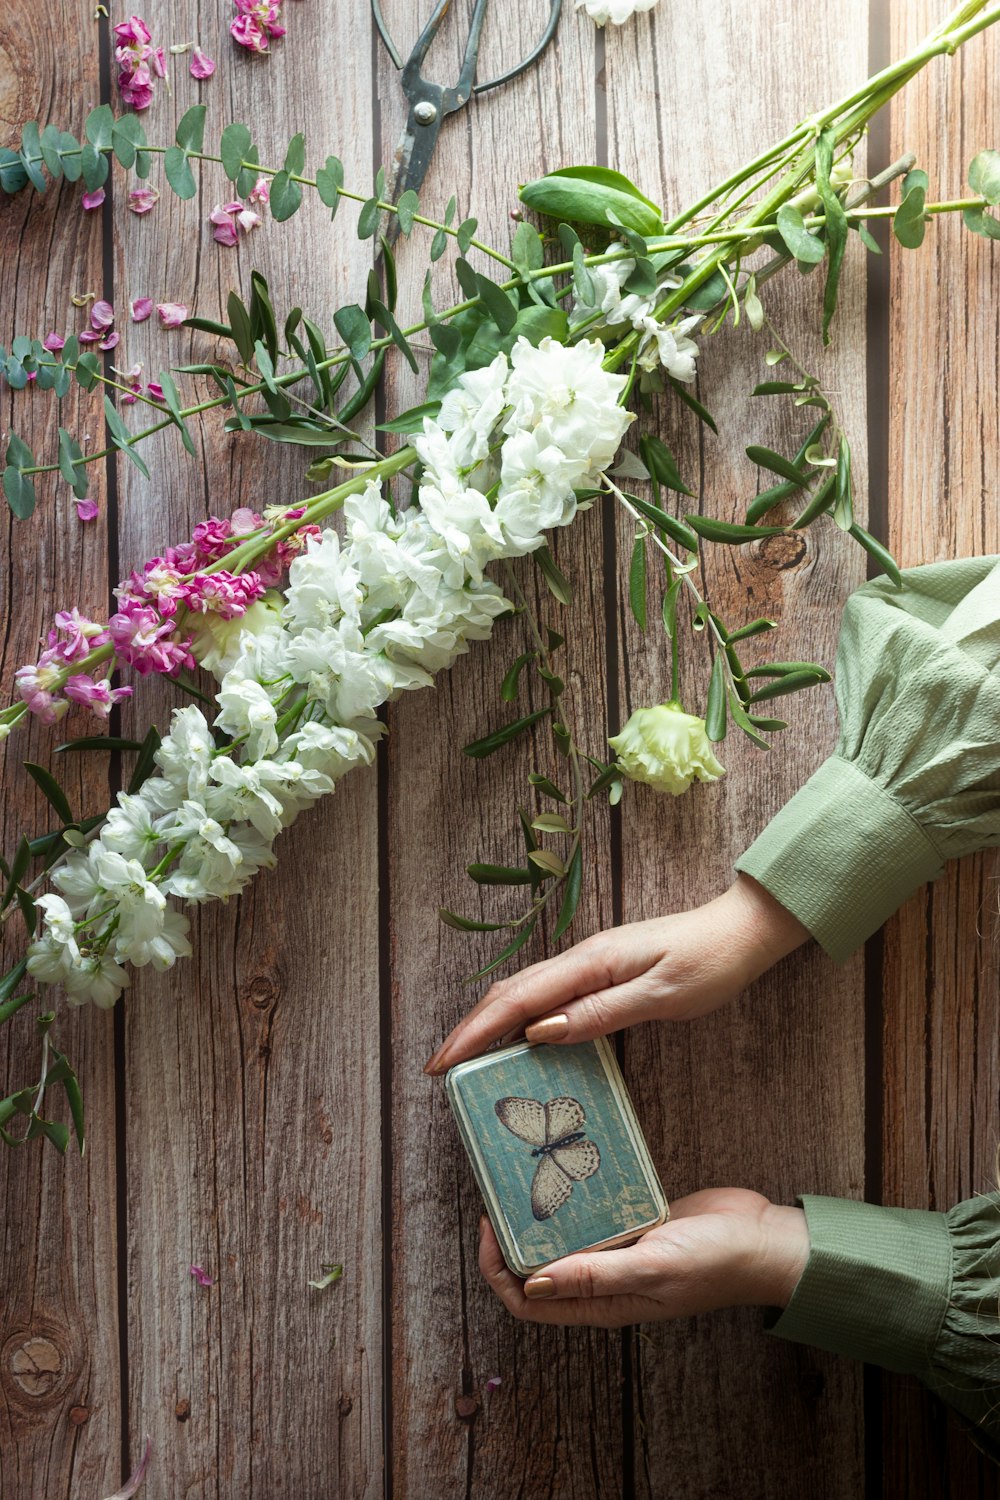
[552,844,583,942]
[534,546,573,607]
[158,372,195,456]
[528,773,567,803]
[749,670,832,703]
[457,217,478,254]
[661,576,682,639]
[745,661,831,679]
[103,397,150,477]
[848,522,903,588]
[531,812,571,834]
[368,300,417,372]
[501,652,535,703]
[728,690,772,749]
[728,617,777,643]
[127,725,162,795]
[463,707,551,758]
[468,917,537,983]
[639,433,693,497]
[227,292,255,364]
[792,471,837,527]
[745,444,808,487]
[705,652,728,742]
[1,838,31,912]
[375,400,441,435]
[528,849,565,878]
[833,435,853,530]
[439,909,505,933]
[467,863,534,886]
[56,735,144,753]
[624,492,699,552]
[24,762,74,824]
[816,130,849,344]
[667,376,717,433]
[629,533,647,630]
[684,515,784,544]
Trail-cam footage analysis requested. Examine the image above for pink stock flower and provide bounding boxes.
[190,45,216,78]
[81,187,105,210]
[108,600,195,677]
[64,674,133,717]
[42,331,66,352]
[189,1264,214,1287]
[51,609,110,659]
[75,498,100,522]
[182,569,265,619]
[131,297,153,322]
[115,15,161,110]
[248,175,269,206]
[156,302,188,329]
[78,330,100,344]
[113,15,152,47]
[128,186,160,215]
[191,515,234,561]
[231,0,286,52]
[14,662,69,725]
[118,73,154,110]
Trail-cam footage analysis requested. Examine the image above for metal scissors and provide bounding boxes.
[373,0,562,235]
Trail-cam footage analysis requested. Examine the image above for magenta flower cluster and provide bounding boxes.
[231,0,287,52]
[114,15,167,112]
[16,508,320,723]
[14,611,132,726]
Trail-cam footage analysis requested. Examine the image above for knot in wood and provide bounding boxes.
[247,974,279,1010]
[455,1393,479,1421]
[69,1405,90,1426]
[5,1335,66,1401]
[757,531,809,571]
[175,1397,191,1421]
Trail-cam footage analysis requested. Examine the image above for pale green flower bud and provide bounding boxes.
[608,701,725,797]
[189,591,284,679]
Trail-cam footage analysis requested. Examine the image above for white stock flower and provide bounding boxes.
[282,528,363,632]
[145,706,216,811]
[216,677,281,759]
[608,702,726,796]
[101,792,160,859]
[505,337,633,474]
[62,950,129,1009]
[191,592,284,678]
[436,353,509,464]
[576,0,659,25]
[278,720,378,777]
[637,313,702,381]
[27,894,82,985]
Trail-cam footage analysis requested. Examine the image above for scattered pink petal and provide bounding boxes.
[146,381,164,401]
[42,332,66,352]
[189,1264,214,1288]
[81,187,106,211]
[113,15,152,48]
[99,331,120,351]
[91,300,115,331]
[128,186,160,215]
[210,199,261,246]
[156,302,188,329]
[78,330,101,344]
[75,499,100,522]
[485,1376,502,1394]
[230,0,286,52]
[131,298,154,323]
[249,175,269,206]
[102,1433,152,1500]
[151,46,168,79]
[190,45,216,78]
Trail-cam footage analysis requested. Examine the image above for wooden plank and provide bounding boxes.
[376,6,627,1495]
[604,3,870,1493]
[0,7,122,1496]
[884,2,1000,1493]
[111,8,382,1493]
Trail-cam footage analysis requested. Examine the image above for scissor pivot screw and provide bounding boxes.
[414,101,439,125]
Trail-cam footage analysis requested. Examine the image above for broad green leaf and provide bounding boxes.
[775,203,826,264]
[463,707,551,758]
[164,145,196,199]
[520,166,662,235]
[220,122,252,181]
[334,304,372,361]
[79,142,107,193]
[316,155,344,214]
[175,103,207,153]
[629,533,647,630]
[396,189,419,236]
[457,217,478,254]
[375,400,441,435]
[512,220,544,278]
[283,132,305,176]
[528,848,565,878]
[0,147,29,194]
[892,181,927,250]
[269,170,302,221]
[57,427,89,497]
[3,431,35,518]
[357,195,380,238]
[969,149,1000,205]
[963,205,1000,241]
[84,104,114,150]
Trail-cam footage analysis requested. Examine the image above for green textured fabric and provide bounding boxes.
[736,555,1000,961]
[768,1194,1000,1459]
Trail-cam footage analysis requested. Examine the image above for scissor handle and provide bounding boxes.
[372,0,562,98]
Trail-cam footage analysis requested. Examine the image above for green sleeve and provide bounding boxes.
[767,1193,1000,1458]
[736,556,1000,961]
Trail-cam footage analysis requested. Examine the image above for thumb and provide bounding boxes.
[523,975,664,1046]
[523,1239,663,1301]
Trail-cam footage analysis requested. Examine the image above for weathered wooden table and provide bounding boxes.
[2,2,998,1495]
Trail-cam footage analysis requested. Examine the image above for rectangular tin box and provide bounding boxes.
[446,1037,668,1277]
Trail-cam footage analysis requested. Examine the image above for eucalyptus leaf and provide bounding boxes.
[969,149,1000,205]
[220,122,252,181]
[316,155,344,215]
[775,203,826,264]
[269,171,303,221]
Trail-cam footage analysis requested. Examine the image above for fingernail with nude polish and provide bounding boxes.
[423,1049,445,1076]
[524,1276,556,1299]
[525,1014,569,1044]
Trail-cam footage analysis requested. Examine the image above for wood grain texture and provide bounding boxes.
[605,3,870,1494]
[0,6,121,1496]
[376,5,626,1497]
[884,2,1000,1495]
[110,5,382,1494]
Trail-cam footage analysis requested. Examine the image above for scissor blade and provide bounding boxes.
[387,107,444,210]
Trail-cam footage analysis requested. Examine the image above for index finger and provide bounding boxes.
[424,939,613,1074]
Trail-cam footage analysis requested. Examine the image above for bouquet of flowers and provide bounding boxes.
[1,0,999,1154]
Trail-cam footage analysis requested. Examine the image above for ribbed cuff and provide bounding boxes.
[766,1196,952,1377]
[735,755,944,962]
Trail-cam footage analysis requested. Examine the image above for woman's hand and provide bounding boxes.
[478,1188,810,1328]
[425,875,808,1074]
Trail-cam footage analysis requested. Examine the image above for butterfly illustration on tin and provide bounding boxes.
[494,1095,601,1221]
